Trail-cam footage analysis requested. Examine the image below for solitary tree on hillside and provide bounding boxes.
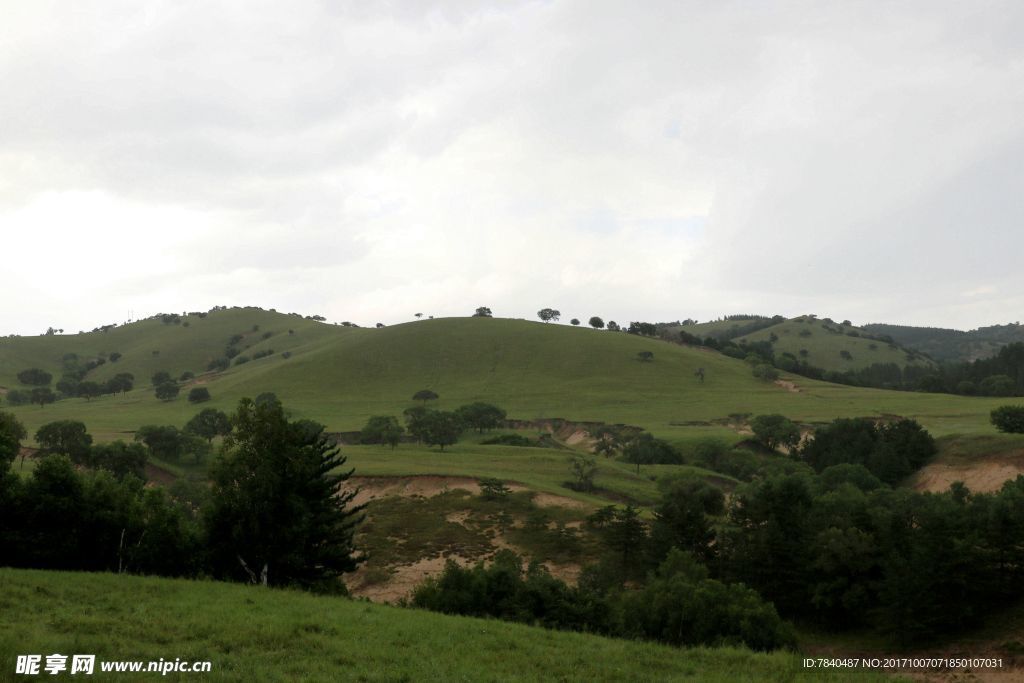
[185,408,232,444]
[588,316,605,329]
[17,368,52,386]
[205,398,364,589]
[473,307,493,317]
[188,387,212,404]
[414,313,423,319]
[420,411,462,451]
[30,387,56,408]
[570,318,580,326]
[151,371,172,386]
[537,308,561,323]
[412,389,439,405]
[155,382,180,401]
[607,321,620,332]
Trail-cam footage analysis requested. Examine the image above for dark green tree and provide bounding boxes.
[90,441,147,480]
[420,411,462,451]
[622,433,682,474]
[360,416,404,448]
[636,351,654,362]
[35,421,93,464]
[991,405,1024,433]
[188,387,212,404]
[537,308,561,323]
[154,382,180,401]
[588,316,605,329]
[135,425,186,461]
[473,307,493,317]
[0,411,26,464]
[454,402,506,432]
[30,387,56,407]
[106,372,134,395]
[151,371,172,386]
[205,398,364,590]
[750,414,801,452]
[412,389,439,404]
[17,368,52,386]
[184,408,232,444]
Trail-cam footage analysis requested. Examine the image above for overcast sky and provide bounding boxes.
[2,1,1022,335]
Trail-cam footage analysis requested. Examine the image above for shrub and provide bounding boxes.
[188,387,211,404]
[991,406,1024,434]
[752,364,779,382]
[481,434,534,447]
[207,358,230,372]
[233,355,251,366]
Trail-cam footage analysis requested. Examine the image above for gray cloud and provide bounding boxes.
[0,0,1021,334]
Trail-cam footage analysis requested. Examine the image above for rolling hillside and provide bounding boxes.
[0,568,888,682]
[668,316,932,373]
[864,321,1024,362]
[0,308,1012,442]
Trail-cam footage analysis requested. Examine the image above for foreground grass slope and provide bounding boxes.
[0,569,890,682]
[2,310,1012,442]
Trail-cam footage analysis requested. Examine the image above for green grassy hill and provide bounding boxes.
[0,309,1011,443]
[864,321,1024,362]
[734,317,933,373]
[0,568,890,682]
[668,316,932,373]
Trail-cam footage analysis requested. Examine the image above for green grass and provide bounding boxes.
[735,318,933,373]
[343,442,728,507]
[0,568,894,682]
[2,311,1015,448]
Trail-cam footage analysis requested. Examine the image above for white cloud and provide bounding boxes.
[0,0,1022,334]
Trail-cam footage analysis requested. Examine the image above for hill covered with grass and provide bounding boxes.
[0,308,1012,442]
[0,568,891,682]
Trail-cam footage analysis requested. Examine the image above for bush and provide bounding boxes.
[187,387,211,404]
[481,434,534,447]
[752,364,779,382]
[207,357,230,372]
[750,414,800,451]
[17,368,52,386]
[233,355,251,366]
[991,405,1024,434]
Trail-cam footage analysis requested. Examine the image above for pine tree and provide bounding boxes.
[205,397,363,591]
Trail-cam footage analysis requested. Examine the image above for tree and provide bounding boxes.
[412,389,439,405]
[90,441,147,480]
[606,321,620,332]
[537,308,561,323]
[753,364,779,382]
[185,408,232,444]
[35,420,93,464]
[420,411,462,451]
[473,307,493,317]
[155,382,180,401]
[567,454,598,492]
[106,373,134,395]
[255,392,279,409]
[454,402,506,432]
[414,312,423,319]
[750,414,801,452]
[649,478,723,563]
[479,477,511,500]
[637,351,654,363]
[205,398,364,590]
[109,352,122,362]
[135,425,186,461]
[0,411,26,465]
[360,416,404,448]
[588,316,605,329]
[992,405,1024,433]
[151,371,172,386]
[77,381,103,401]
[17,368,52,386]
[622,433,682,473]
[570,318,580,326]
[30,387,56,407]
[188,387,212,404]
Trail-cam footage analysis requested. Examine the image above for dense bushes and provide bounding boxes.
[411,549,793,652]
[801,418,935,485]
[991,405,1024,433]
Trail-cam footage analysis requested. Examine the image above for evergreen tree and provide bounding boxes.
[205,397,364,591]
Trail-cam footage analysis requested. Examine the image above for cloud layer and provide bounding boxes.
[2,1,1022,334]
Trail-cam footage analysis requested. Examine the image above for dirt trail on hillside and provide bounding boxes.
[345,475,589,510]
[774,379,801,393]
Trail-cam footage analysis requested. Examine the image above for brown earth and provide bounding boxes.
[910,458,1024,494]
[345,475,591,510]
[774,379,801,393]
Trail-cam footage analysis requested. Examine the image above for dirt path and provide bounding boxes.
[345,475,590,510]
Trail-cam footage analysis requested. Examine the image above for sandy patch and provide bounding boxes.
[350,554,476,603]
[445,510,472,525]
[345,475,592,510]
[774,379,801,393]
[910,461,1024,494]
